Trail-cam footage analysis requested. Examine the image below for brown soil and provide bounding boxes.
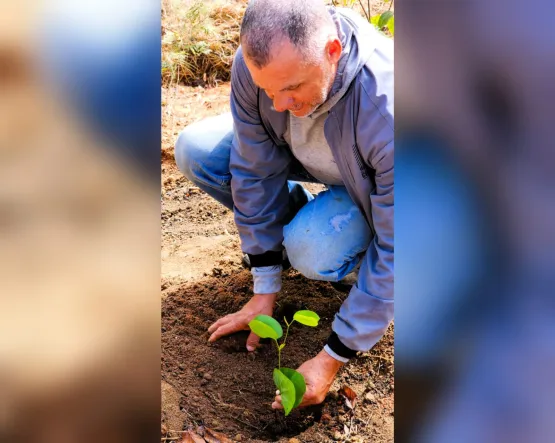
[161,84,394,442]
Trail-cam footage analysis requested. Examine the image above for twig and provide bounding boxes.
[358,0,370,21]
[368,354,393,363]
[161,437,181,441]
[388,0,393,11]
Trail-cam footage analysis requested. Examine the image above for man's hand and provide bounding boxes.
[207,293,277,351]
[272,349,344,409]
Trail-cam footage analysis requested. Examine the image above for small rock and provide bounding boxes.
[366,381,375,389]
[203,373,212,380]
[333,431,343,441]
[211,419,221,428]
[364,392,376,403]
[289,439,301,443]
[235,434,243,442]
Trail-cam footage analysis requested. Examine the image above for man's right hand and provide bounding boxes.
[207,293,277,351]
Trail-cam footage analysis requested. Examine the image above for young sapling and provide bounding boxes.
[248,310,320,415]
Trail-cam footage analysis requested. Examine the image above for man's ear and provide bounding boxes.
[326,37,342,64]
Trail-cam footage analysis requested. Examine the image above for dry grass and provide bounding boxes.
[161,0,246,87]
[161,0,393,87]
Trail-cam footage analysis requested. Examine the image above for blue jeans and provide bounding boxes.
[174,113,372,282]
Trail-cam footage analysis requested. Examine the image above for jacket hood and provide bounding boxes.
[309,7,378,119]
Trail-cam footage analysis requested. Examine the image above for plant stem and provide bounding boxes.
[282,317,293,348]
[274,339,281,369]
[358,0,370,21]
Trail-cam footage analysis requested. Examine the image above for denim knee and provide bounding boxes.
[283,187,372,282]
[174,114,233,188]
[174,127,199,183]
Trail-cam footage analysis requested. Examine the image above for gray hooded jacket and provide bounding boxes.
[229,7,393,357]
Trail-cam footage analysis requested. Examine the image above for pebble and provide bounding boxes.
[364,392,376,402]
[203,373,212,380]
[235,434,243,442]
[333,431,343,441]
[289,439,301,443]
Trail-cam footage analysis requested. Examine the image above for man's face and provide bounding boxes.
[244,37,341,118]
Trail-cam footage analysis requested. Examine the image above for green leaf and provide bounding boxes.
[387,16,394,35]
[279,343,285,350]
[293,310,320,327]
[273,369,296,416]
[248,315,283,339]
[280,368,306,409]
[370,15,381,27]
[378,11,394,29]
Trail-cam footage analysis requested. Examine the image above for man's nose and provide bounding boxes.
[273,94,292,113]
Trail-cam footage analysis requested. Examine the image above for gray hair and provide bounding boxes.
[240,0,336,69]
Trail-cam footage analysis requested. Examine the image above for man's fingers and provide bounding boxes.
[207,315,231,334]
[246,331,260,352]
[208,321,240,343]
[272,399,283,410]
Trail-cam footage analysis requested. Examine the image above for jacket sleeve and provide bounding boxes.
[328,71,394,357]
[229,47,292,265]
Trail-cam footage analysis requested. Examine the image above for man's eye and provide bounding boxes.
[288,84,300,91]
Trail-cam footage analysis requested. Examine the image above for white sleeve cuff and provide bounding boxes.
[324,344,350,363]
[252,265,282,294]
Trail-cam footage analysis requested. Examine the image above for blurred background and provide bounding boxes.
[0,0,160,442]
[2,0,555,441]
[395,0,555,441]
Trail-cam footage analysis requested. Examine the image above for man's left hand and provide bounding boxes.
[272,349,344,409]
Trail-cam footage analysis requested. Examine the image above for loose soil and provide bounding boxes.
[161,84,394,442]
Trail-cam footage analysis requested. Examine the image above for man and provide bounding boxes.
[174,0,393,410]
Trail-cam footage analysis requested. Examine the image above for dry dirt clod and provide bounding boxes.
[288,438,301,443]
[364,392,376,403]
[234,434,243,442]
[203,372,213,380]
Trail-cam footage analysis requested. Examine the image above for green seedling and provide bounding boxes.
[248,310,320,416]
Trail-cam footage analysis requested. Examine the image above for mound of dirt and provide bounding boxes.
[162,269,393,442]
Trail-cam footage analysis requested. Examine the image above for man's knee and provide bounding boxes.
[283,187,372,281]
[174,126,200,182]
[174,113,233,185]
[283,214,371,282]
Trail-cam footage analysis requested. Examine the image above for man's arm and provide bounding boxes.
[229,47,291,293]
[326,139,394,361]
[326,58,394,360]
